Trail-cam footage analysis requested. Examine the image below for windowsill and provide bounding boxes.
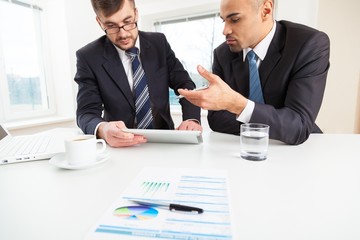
[4,116,76,131]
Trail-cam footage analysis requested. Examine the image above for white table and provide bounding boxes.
[1,131,359,240]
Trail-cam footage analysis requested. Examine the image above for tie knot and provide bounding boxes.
[246,50,257,61]
[125,47,139,57]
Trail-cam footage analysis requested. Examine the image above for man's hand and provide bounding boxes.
[178,65,247,115]
[176,120,202,131]
[97,121,147,147]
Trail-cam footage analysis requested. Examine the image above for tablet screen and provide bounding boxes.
[122,129,203,144]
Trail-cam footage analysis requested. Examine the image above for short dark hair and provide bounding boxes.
[91,0,135,17]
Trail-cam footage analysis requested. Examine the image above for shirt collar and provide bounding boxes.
[243,20,277,61]
[115,37,141,61]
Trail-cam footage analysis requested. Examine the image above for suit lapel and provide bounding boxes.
[102,38,135,110]
[259,22,284,90]
[137,32,156,99]
[231,52,249,97]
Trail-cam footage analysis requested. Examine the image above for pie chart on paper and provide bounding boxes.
[113,206,158,220]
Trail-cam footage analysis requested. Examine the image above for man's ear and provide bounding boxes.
[135,7,139,22]
[262,0,273,19]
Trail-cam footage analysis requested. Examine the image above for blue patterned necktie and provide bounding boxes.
[247,50,264,103]
[126,47,153,129]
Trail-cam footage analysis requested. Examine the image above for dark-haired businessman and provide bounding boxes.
[75,0,201,147]
[179,0,330,145]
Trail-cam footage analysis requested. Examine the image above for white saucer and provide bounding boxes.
[49,152,110,170]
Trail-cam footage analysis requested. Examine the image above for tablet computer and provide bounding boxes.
[122,129,203,144]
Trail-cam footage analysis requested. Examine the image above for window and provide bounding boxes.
[0,0,53,122]
[154,13,224,105]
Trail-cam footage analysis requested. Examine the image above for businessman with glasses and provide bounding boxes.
[74,0,202,147]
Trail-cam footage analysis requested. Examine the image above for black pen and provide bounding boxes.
[130,199,204,214]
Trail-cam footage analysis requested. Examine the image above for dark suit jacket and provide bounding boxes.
[75,31,200,134]
[208,20,330,145]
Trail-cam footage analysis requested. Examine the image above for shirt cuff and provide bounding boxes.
[94,122,106,137]
[185,119,200,125]
[236,100,255,123]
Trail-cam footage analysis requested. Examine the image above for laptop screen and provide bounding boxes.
[0,125,9,140]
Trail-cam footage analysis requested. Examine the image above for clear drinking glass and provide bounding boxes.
[240,123,269,161]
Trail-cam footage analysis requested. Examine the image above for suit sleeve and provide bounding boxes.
[207,47,241,135]
[74,50,104,134]
[251,31,330,145]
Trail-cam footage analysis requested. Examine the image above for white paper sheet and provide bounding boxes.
[85,167,234,239]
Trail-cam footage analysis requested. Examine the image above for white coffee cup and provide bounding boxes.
[65,135,106,165]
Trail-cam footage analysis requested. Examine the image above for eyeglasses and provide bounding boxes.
[104,22,137,35]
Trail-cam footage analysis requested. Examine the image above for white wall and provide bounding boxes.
[60,0,360,134]
[63,0,103,84]
[276,0,319,28]
[316,0,360,133]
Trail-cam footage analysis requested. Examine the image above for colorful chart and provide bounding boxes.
[113,206,158,220]
[142,181,170,195]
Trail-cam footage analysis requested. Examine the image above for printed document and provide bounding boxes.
[85,167,234,239]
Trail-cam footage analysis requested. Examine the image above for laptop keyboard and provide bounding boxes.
[0,135,51,157]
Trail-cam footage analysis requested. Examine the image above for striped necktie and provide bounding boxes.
[247,50,264,103]
[126,47,153,129]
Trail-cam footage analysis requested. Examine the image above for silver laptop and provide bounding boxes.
[0,124,64,165]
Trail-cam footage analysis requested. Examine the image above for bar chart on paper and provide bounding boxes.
[85,167,234,239]
[141,181,170,196]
